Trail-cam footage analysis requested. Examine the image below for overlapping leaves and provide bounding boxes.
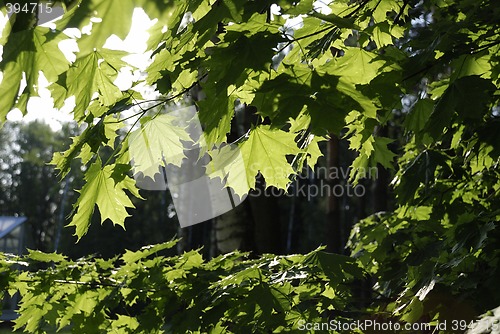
[1,240,365,333]
[3,1,500,331]
[2,0,404,237]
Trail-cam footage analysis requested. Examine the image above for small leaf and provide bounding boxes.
[208,143,251,196]
[372,136,396,169]
[122,240,178,264]
[27,250,66,263]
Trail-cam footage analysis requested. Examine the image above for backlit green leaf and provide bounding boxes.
[238,125,301,190]
[69,159,136,239]
[128,112,192,179]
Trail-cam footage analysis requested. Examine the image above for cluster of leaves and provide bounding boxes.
[1,0,500,332]
[348,0,500,328]
[0,0,406,239]
[1,240,364,333]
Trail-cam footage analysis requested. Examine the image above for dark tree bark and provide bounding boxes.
[326,135,342,253]
[373,126,390,213]
[248,178,283,255]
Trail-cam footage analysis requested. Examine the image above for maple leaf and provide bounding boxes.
[128,113,192,180]
[65,51,125,121]
[207,143,250,196]
[197,84,237,146]
[325,48,383,85]
[304,134,327,169]
[349,136,395,183]
[0,27,70,119]
[65,53,98,121]
[239,125,302,190]
[68,159,136,239]
[372,136,396,169]
[75,0,135,53]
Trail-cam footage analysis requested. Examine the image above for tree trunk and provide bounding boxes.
[248,177,283,254]
[213,202,253,254]
[373,126,390,213]
[326,135,342,253]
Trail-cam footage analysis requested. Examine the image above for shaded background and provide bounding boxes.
[0,115,400,259]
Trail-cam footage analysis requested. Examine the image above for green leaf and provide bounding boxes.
[110,315,140,332]
[304,250,364,284]
[208,143,251,196]
[238,125,301,190]
[372,136,396,169]
[65,52,98,121]
[325,48,383,85]
[69,159,136,239]
[27,250,66,263]
[451,54,492,80]
[372,22,394,48]
[372,0,403,23]
[197,89,237,146]
[76,0,135,52]
[59,290,111,329]
[288,112,312,133]
[405,99,434,133]
[395,150,448,204]
[14,298,47,332]
[287,112,327,169]
[50,125,99,178]
[279,0,314,15]
[304,135,327,169]
[128,113,192,179]
[0,62,22,122]
[176,250,204,270]
[400,298,424,323]
[65,51,125,121]
[122,240,178,264]
[405,206,433,221]
[0,27,70,118]
[335,80,378,118]
[95,63,122,106]
[309,12,359,30]
[427,76,496,139]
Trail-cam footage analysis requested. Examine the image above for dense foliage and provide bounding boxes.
[2,241,365,333]
[0,0,499,332]
[0,122,180,258]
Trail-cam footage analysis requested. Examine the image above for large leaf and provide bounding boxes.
[128,113,192,179]
[65,51,125,121]
[324,48,383,85]
[238,125,301,190]
[75,0,135,53]
[69,159,136,239]
[0,27,70,120]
